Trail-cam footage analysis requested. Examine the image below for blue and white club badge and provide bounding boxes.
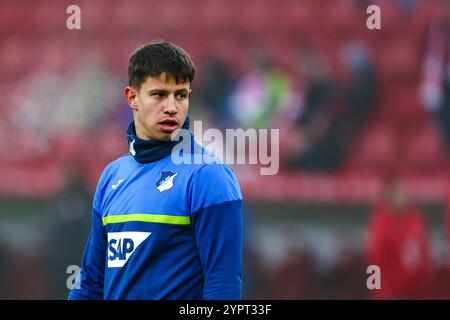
[156,170,178,192]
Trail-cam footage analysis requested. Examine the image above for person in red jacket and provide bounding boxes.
[366,177,434,299]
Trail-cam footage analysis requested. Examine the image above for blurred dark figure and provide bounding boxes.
[286,44,342,171]
[420,0,450,152]
[366,177,434,299]
[268,246,314,299]
[195,57,235,128]
[0,242,12,299]
[324,233,370,300]
[295,44,335,128]
[46,168,92,299]
[340,41,377,133]
[242,245,269,299]
[287,41,376,171]
[434,184,450,299]
[6,250,50,299]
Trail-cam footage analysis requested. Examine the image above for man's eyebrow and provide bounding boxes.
[148,88,189,94]
[148,88,168,93]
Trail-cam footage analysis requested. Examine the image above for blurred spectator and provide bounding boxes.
[46,168,92,299]
[340,41,377,131]
[420,1,450,151]
[194,57,235,128]
[227,49,292,129]
[325,246,368,299]
[242,245,269,299]
[269,245,314,299]
[0,242,12,299]
[7,251,50,299]
[286,41,377,171]
[366,177,434,299]
[286,44,343,170]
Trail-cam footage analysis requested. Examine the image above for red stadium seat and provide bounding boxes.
[401,124,448,174]
[278,0,318,34]
[345,123,397,174]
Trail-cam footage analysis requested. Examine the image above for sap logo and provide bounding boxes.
[107,232,151,268]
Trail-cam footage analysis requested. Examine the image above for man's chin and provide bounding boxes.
[157,132,176,141]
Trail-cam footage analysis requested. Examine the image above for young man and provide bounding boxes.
[68,40,243,300]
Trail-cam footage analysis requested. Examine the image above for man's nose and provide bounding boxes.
[163,95,178,115]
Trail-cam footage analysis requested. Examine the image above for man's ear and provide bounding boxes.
[125,86,138,111]
[188,88,192,98]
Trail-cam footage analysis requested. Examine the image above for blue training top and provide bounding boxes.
[68,145,243,300]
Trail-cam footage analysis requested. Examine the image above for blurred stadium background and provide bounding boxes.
[0,0,449,299]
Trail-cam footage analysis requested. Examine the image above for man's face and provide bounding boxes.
[125,72,191,141]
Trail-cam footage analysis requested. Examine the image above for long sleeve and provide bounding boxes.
[68,207,106,300]
[189,164,243,300]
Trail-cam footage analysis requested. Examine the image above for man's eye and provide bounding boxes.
[176,93,187,99]
[152,92,164,98]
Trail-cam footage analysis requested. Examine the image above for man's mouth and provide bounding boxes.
[158,119,179,133]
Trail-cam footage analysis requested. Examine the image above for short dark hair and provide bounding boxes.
[128,40,196,89]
